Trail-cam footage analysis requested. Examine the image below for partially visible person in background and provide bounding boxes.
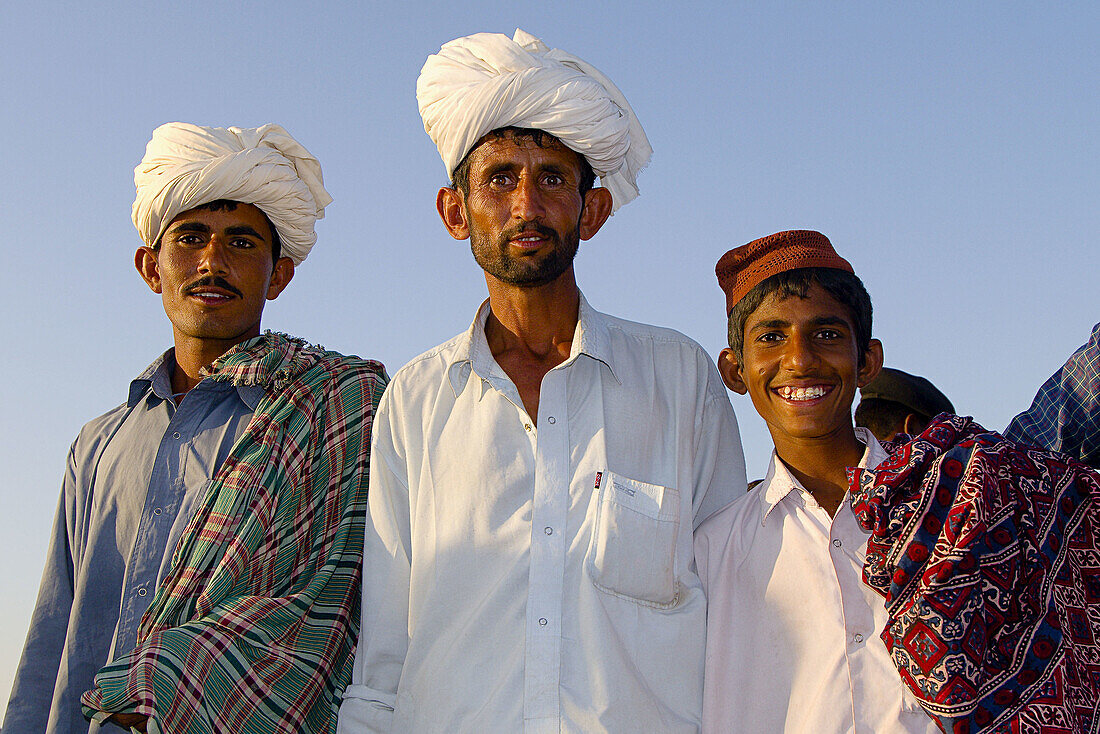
[854,367,954,442]
[1007,321,1099,469]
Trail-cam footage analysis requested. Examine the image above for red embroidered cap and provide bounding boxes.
[716,230,854,314]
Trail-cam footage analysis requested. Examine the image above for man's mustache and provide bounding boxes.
[183,276,243,298]
[501,222,558,242]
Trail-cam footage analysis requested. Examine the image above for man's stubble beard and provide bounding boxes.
[469,218,581,288]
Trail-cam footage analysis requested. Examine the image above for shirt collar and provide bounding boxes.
[759,427,886,524]
[445,291,619,397]
[129,349,175,406]
[128,348,265,410]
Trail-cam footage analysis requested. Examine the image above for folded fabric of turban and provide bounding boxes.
[417,28,652,212]
[132,122,332,265]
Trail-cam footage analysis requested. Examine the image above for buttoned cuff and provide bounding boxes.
[338,684,396,733]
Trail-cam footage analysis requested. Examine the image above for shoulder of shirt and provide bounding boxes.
[694,480,767,570]
[697,480,767,538]
[598,311,710,353]
[596,311,724,394]
[386,331,469,385]
[69,399,140,456]
[69,393,156,462]
[72,349,174,445]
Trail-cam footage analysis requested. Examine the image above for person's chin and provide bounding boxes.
[772,413,848,441]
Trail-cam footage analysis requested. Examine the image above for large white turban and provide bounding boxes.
[132,122,332,265]
[417,29,652,212]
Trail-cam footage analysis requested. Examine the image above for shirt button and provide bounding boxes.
[547,416,556,424]
[172,431,181,439]
[137,588,147,597]
[853,632,864,644]
[524,424,532,432]
[832,538,842,547]
[153,508,162,516]
[544,527,553,535]
[538,617,548,626]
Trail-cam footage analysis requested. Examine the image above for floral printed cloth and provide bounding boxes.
[852,415,1100,733]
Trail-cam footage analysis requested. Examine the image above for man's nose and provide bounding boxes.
[197,239,230,274]
[511,176,545,220]
[782,334,819,372]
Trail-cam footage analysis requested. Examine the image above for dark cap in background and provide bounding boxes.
[859,367,954,419]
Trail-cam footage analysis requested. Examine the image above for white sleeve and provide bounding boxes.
[338,390,411,733]
[691,353,747,529]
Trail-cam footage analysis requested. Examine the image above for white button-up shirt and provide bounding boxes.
[693,429,937,733]
[339,294,746,733]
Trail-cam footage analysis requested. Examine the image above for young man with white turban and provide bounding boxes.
[5,122,387,733]
[338,30,746,733]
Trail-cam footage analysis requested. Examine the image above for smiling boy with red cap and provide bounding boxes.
[694,230,937,733]
[696,230,1100,734]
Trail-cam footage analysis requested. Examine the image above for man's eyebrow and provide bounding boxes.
[537,162,570,175]
[166,221,211,234]
[226,224,266,241]
[808,316,850,328]
[482,161,517,178]
[748,318,791,331]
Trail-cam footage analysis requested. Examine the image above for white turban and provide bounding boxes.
[132,122,332,265]
[416,29,652,212]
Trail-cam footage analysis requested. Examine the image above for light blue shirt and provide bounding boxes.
[5,350,263,733]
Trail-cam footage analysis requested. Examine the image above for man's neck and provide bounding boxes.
[482,271,580,422]
[771,426,866,517]
[170,331,258,396]
[483,271,581,364]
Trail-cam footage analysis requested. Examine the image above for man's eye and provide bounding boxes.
[176,234,203,245]
[489,173,512,187]
[543,174,564,186]
[817,329,842,340]
[230,238,256,249]
[758,332,783,343]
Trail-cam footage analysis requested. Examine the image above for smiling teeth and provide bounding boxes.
[779,386,827,401]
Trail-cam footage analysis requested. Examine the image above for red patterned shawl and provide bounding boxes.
[851,415,1100,734]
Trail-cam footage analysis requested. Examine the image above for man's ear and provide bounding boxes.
[135,246,162,294]
[717,347,749,395]
[266,257,295,300]
[579,187,613,241]
[437,186,470,240]
[857,338,884,388]
[902,412,928,437]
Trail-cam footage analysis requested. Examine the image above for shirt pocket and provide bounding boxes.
[585,471,681,608]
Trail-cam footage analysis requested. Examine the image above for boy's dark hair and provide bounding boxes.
[727,267,873,365]
[155,199,282,262]
[853,398,918,441]
[450,126,596,197]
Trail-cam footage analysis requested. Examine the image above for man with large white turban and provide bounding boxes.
[6,122,387,733]
[339,30,746,733]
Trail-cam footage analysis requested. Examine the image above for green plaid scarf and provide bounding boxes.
[81,332,387,733]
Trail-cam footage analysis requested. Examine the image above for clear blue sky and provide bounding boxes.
[2,0,1097,715]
